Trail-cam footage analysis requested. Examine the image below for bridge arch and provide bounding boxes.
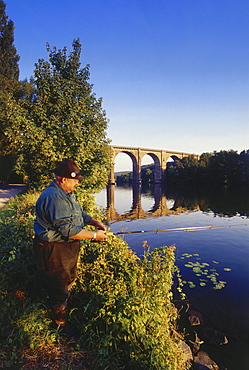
[118,150,140,183]
[141,152,161,183]
[109,145,200,184]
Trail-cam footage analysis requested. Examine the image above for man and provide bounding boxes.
[33,159,107,330]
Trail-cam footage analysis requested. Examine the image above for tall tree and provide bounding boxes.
[19,39,111,191]
[0,0,21,184]
[0,0,19,92]
[238,150,249,186]
[208,150,240,188]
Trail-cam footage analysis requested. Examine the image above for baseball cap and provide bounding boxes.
[54,159,83,180]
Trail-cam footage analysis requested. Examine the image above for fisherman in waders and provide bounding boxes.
[33,159,107,336]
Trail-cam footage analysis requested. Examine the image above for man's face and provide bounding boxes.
[61,178,79,193]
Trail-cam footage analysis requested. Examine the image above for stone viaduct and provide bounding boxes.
[109,145,200,184]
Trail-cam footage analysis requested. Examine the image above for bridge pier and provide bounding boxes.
[109,165,116,185]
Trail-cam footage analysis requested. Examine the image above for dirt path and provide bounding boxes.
[0,184,26,209]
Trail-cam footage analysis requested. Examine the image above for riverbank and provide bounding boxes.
[0,189,187,369]
[1,185,248,369]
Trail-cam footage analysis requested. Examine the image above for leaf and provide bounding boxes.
[187,281,196,288]
[184,263,193,268]
[4,361,13,368]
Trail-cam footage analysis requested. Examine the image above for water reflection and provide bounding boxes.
[106,184,184,223]
[104,184,249,222]
[167,187,249,218]
[98,184,249,370]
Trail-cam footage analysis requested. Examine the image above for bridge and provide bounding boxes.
[109,145,200,184]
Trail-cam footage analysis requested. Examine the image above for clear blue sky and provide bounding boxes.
[5,0,249,170]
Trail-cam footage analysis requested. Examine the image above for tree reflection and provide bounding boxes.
[166,186,249,218]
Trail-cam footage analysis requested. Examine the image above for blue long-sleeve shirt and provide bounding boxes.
[34,180,92,242]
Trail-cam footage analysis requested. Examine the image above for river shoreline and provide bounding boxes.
[179,287,249,370]
[2,184,248,369]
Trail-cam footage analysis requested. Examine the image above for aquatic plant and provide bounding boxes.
[178,253,231,290]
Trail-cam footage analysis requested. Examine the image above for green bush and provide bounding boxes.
[0,190,187,369]
[73,239,185,369]
[0,191,57,366]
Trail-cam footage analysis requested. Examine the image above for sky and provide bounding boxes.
[5,0,249,171]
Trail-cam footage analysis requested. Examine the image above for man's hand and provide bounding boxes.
[89,218,106,231]
[70,218,107,241]
[95,230,107,241]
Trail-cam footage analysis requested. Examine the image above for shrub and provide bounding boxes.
[71,239,186,369]
[0,190,187,369]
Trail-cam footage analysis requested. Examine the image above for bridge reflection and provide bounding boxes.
[105,184,194,223]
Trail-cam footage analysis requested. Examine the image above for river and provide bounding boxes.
[93,184,249,370]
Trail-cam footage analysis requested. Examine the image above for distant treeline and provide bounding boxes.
[168,149,249,190]
[116,150,249,190]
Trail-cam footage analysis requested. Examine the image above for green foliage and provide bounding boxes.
[0,190,58,367]
[0,0,20,93]
[141,167,154,183]
[116,172,132,185]
[72,240,186,369]
[0,91,28,156]
[167,149,249,191]
[0,28,111,189]
[75,187,106,222]
[17,39,111,190]
[0,190,187,369]
[0,0,22,184]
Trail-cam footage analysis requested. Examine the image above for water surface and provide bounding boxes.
[93,185,249,369]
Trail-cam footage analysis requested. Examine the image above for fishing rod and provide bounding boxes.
[109,223,249,235]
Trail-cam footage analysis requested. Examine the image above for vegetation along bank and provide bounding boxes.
[0,188,192,369]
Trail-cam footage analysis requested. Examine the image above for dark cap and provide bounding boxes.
[54,159,83,180]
